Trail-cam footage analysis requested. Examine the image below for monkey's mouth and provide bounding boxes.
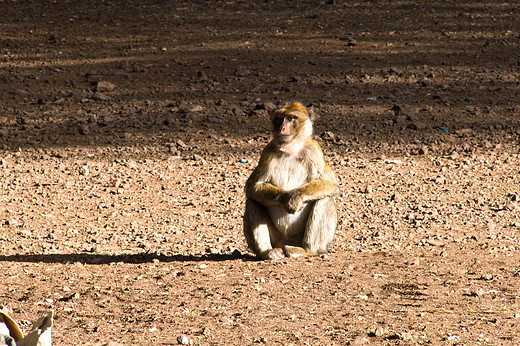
[278,134,294,142]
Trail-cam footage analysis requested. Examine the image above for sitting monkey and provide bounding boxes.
[243,102,339,260]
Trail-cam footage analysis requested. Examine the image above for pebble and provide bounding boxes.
[190,105,204,112]
[177,335,192,345]
[449,151,460,160]
[427,239,444,247]
[193,154,207,165]
[418,146,428,155]
[263,102,277,111]
[320,131,336,141]
[71,91,89,102]
[79,165,89,176]
[78,124,90,135]
[176,139,187,148]
[235,66,251,77]
[407,122,427,130]
[91,92,110,101]
[96,81,116,92]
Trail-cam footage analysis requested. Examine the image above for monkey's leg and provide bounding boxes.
[243,199,285,260]
[284,197,337,258]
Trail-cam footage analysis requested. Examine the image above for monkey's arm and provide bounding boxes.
[297,179,340,201]
[285,164,339,213]
[246,181,287,207]
[245,162,287,207]
[301,164,340,199]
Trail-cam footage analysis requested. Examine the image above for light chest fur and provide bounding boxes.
[266,141,320,190]
[265,145,320,235]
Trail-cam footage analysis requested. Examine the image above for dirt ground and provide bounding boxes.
[1,0,520,344]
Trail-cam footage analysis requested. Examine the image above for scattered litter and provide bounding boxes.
[439,127,449,132]
[239,159,248,163]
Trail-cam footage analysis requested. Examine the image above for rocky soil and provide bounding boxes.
[1,0,520,344]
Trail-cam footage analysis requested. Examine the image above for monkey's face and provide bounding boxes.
[272,114,300,143]
[271,102,313,143]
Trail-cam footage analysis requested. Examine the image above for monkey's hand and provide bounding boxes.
[284,191,305,214]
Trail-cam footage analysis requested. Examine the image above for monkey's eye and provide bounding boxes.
[287,116,298,122]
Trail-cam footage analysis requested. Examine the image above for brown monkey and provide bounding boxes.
[243,102,339,260]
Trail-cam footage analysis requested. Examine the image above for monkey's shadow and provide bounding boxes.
[0,252,257,265]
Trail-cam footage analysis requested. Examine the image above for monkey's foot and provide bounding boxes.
[283,245,311,258]
[260,248,285,260]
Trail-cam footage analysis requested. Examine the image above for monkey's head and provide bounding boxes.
[271,102,313,144]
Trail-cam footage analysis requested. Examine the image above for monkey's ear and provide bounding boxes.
[307,107,317,122]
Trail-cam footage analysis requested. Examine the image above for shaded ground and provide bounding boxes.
[1,0,520,344]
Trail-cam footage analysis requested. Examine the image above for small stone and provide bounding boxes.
[71,91,88,100]
[206,115,226,123]
[320,131,336,141]
[96,81,116,92]
[427,239,444,247]
[418,146,428,155]
[407,122,427,130]
[78,124,90,135]
[168,144,178,155]
[506,201,517,211]
[263,102,277,111]
[190,105,204,112]
[0,128,7,137]
[5,219,18,227]
[91,92,110,101]
[177,335,191,345]
[131,64,145,72]
[480,274,493,281]
[235,66,251,77]
[193,154,207,165]
[176,139,187,148]
[375,327,388,337]
[185,112,204,122]
[79,165,89,176]
[449,151,460,160]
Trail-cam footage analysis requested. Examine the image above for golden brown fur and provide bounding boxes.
[243,102,339,260]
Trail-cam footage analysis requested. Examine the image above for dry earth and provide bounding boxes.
[1,0,520,344]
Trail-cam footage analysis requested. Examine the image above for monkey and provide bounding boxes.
[243,102,340,260]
